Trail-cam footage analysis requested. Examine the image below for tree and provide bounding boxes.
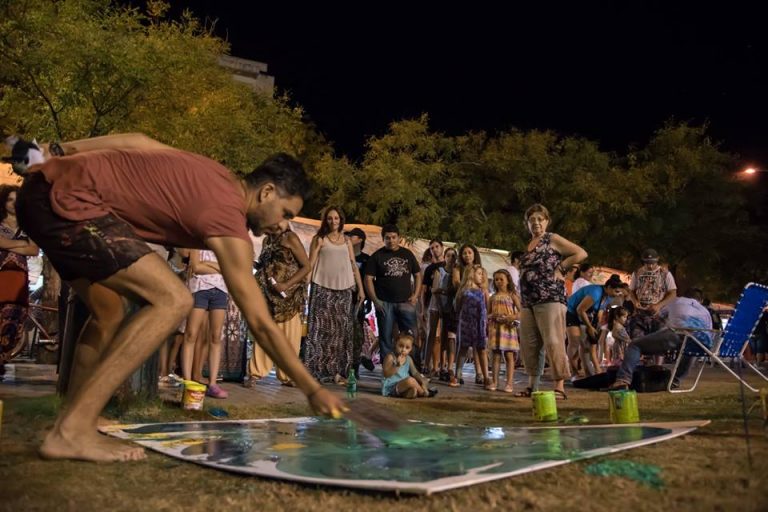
[0,0,327,174]
[622,122,764,298]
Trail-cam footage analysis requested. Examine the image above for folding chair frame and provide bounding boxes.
[667,330,733,393]
[667,292,768,394]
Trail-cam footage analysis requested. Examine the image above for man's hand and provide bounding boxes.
[408,294,418,305]
[307,387,348,418]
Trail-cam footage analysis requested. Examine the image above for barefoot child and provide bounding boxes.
[606,305,631,365]
[450,264,490,388]
[382,333,433,398]
[488,269,521,392]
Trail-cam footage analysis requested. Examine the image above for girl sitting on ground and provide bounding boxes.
[488,269,521,393]
[381,333,435,398]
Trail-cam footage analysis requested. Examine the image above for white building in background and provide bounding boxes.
[218,55,275,94]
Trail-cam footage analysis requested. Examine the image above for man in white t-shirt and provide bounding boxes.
[627,248,677,338]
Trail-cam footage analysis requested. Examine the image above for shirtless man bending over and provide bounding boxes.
[15,133,345,462]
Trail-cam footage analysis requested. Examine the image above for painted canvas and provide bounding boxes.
[101,418,708,495]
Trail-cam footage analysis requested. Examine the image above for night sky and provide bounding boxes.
[165,1,767,167]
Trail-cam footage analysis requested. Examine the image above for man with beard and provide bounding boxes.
[15,133,345,463]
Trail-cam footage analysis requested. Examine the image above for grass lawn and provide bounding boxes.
[0,374,766,512]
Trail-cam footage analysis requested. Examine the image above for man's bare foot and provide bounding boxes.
[40,427,146,462]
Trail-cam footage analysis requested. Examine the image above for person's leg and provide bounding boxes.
[192,316,210,383]
[472,348,484,384]
[168,333,183,376]
[478,348,491,388]
[205,305,227,396]
[65,283,126,400]
[430,320,443,375]
[394,301,418,340]
[395,377,421,399]
[452,345,469,386]
[249,333,274,379]
[158,337,169,379]
[275,314,302,383]
[533,303,569,393]
[425,310,440,374]
[376,301,395,362]
[446,333,457,379]
[566,325,583,376]
[589,343,602,374]
[41,253,193,462]
[492,351,501,388]
[504,351,516,391]
[519,307,544,392]
[181,307,207,381]
[579,333,597,376]
[615,329,681,385]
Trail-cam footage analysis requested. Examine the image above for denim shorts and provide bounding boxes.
[193,287,228,310]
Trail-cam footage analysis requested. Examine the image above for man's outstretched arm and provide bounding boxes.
[206,236,345,417]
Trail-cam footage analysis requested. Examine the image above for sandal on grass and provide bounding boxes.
[514,387,533,398]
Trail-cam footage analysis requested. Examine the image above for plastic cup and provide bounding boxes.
[609,390,640,423]
[532,391,558,421]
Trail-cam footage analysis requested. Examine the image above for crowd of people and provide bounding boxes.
[1,133,759,465]
[168,200,729,403]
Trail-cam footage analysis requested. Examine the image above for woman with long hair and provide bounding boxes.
[0,185,39,366]
[305,206,365,384]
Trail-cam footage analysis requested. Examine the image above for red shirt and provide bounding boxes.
[32,148,250,249]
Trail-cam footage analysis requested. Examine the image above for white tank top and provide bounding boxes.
[312,239,355,290]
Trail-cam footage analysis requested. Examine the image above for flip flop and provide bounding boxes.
[514,387,533,398]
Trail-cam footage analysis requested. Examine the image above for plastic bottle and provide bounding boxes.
[346,368,357,398]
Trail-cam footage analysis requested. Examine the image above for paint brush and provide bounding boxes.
[341,397,403,432]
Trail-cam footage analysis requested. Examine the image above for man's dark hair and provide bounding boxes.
[244,153,311,201]
[381,223,399,237]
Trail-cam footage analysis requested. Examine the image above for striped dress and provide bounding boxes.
[488,292,520,352]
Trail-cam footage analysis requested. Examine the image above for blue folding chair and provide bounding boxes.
[668,282,768,393]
